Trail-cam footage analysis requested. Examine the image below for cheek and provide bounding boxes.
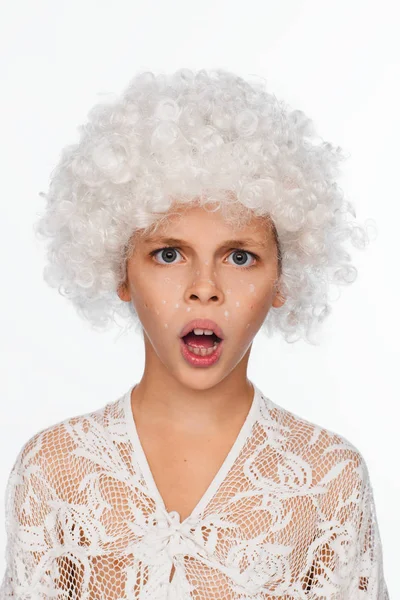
[136,280,183,315]
[232,280,266,303]
[240,282,275,314]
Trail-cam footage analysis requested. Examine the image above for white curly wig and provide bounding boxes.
[34,68,373,344]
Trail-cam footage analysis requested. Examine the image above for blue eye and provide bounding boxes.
[149,247,258,270]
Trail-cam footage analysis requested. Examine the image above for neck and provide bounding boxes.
[130,363,254,436]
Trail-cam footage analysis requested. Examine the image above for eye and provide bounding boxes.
[150,247,183,265]
[149,247,258,269]
[227,249,258,269]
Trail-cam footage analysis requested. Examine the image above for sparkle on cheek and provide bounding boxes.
[154,272,256,321]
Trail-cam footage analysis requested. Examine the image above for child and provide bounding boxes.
[0,69,389,599]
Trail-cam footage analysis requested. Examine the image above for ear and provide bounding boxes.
[117,281,131,302]
[272,288,286,308]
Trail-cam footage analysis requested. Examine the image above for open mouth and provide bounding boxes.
[181,330,223,356]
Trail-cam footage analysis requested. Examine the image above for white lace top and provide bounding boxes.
[0,382,389,599]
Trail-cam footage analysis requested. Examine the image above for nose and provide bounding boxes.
[185,270,223,304]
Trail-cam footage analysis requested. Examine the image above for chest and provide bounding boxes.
[136,421,243,524]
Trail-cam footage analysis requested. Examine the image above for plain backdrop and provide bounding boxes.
[0,0,398,594]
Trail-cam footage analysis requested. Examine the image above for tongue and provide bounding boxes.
[183,332,217,349]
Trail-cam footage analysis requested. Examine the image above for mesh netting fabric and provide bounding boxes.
[0,383,389,599]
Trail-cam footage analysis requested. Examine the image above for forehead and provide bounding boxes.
[142,235,270,250]
[140,202,276,248]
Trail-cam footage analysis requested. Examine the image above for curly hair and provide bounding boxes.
[34,68,374,344]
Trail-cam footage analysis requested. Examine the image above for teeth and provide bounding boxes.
[192,328,215,335]
[186,342,218,356]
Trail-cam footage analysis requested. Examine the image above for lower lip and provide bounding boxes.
[179,338,224,367]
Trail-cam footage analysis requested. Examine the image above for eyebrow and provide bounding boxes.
[143,236,269,249]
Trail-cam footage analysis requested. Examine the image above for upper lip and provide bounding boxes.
[179,319,225,340]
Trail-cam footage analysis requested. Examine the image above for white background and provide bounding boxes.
[0,0,398,594]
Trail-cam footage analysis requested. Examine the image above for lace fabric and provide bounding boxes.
[0,382,390,599]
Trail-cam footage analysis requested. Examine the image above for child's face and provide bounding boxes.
[118,203,285,385]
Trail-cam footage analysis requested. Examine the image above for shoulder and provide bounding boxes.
[260,398,372,522]
[259,394,368,478]
[8,392,126,500]
[17,397,112,457]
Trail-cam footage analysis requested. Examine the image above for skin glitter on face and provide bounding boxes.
[117,203,285,414]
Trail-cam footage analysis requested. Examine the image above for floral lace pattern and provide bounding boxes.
[0,383,389,599]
